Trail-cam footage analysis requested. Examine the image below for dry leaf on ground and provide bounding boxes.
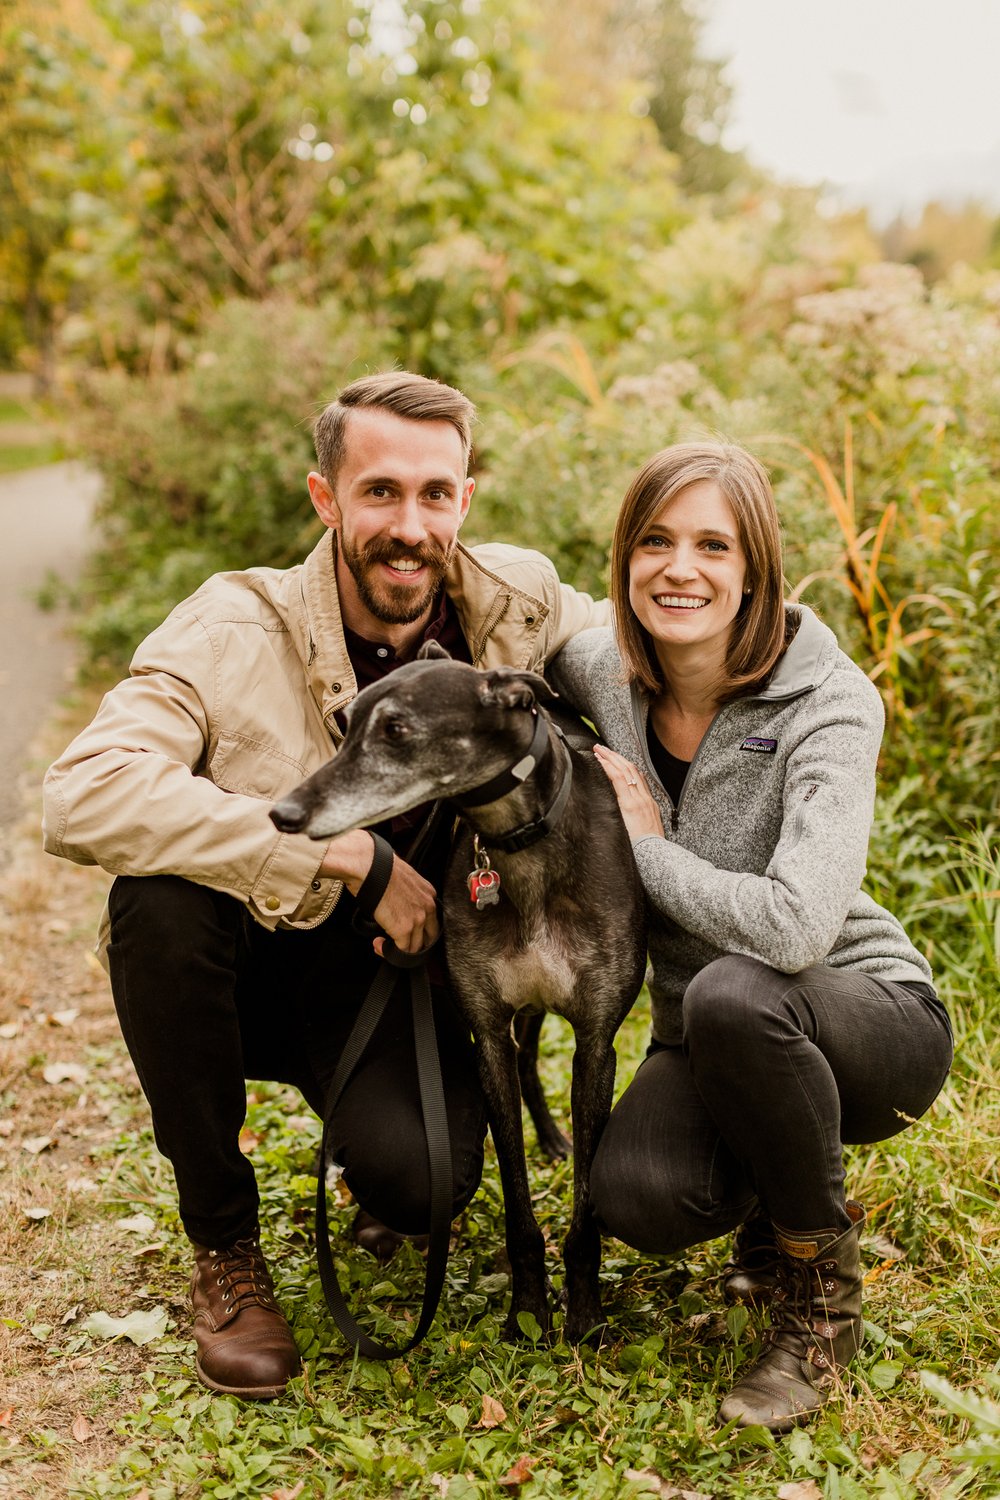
[624,1470,712,1500]
[477,1394,507,1428]
[81,1306,170,1345]
[42,1062,88,1085]
[778,1483,824,1500]
[499,1455,534,1489]
[71,1413,92,1442]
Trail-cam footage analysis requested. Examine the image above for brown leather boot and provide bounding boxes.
[722,1206,782,1307]
[719,1200,866,1432]
[190,1234,300,1399]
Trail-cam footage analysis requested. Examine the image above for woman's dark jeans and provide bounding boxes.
[591,954,953,1250]
[106,874,488,1247]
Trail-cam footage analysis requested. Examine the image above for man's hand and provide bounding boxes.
[318,830,439,954]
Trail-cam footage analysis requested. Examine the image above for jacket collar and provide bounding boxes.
[294,532,551,730]
[756,603,839,701]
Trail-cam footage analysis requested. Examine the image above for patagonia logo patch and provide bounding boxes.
[740,736,777,754]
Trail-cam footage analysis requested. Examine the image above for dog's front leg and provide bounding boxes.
[475,1026,550,1341]
[561,1032,618,1345]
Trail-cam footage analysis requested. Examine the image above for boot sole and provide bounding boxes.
[195,1359,296,1401]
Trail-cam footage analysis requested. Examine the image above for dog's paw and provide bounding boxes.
[562,1306,610,1347]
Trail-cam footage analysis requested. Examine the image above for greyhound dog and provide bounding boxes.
[270,643,646,1344]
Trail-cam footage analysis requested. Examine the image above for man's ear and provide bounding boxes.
[307,471,340,530]
[458,476,474,527]
[478,668,557,711]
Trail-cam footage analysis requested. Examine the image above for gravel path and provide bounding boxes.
[0,462,100,841]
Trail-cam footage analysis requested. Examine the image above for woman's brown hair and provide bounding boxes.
[610,442,787,702]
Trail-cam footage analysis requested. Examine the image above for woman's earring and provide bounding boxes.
[743,587,753,596]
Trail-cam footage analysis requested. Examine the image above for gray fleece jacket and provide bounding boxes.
[549,604,932,1046]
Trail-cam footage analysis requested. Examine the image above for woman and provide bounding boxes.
[549,442,952,1431]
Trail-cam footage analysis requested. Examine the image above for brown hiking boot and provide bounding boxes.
[190,1234,300,1399]
[718,1200,866,1432]
[722,1206,782,1308]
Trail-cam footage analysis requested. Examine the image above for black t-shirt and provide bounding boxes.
[645,717,690,810]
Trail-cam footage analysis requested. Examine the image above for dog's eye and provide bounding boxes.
[382,717,410,742]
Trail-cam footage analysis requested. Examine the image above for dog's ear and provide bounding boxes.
[478,667,557,711]
[418,640,451,662]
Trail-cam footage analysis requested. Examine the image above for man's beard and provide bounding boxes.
[340,533,453,625]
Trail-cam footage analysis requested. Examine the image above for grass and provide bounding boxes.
[0,394,64,472]
[2,706,998,1500]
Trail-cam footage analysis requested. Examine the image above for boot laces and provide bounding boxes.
[765,1255,833,1361]
[209,1236,280,1315]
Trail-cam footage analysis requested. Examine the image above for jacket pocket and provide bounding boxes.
[208,731,309,801]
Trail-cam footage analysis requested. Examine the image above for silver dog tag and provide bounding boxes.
[467,868,501,909]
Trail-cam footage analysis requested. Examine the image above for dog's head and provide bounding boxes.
[270,643,557,841]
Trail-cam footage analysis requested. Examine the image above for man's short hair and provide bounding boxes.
[313,372,476,482]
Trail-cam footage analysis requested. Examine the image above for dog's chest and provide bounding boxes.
[492,922,579,1013]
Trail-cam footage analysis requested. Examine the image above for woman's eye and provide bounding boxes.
[704,540,728,552]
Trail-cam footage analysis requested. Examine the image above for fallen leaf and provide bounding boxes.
[499,1456,534,1489]
[130,1490,152,1500]
[238,1128,261,1154]
[116,1213,156,1236]
[865,1232,906,1261]
[71,1413,92,1443]
[67,1176,98,1192]
[47,1008,79,1027]
[265,1484,305,1500]
[61,1304,82,1324]
[23,1135,56,1155]
[81,1306,170,1345]
[47,919,71,935]
[477,1394,507,1428]
[0,1022,20,1039]
[23,1207,52,1221]
[42,1062,89,1086]
[624,1471,712,1500]
[0,1120,14,1136]
[130,1242,168,1258]
[778,1484,823,1500]
[0,1409,12,1428]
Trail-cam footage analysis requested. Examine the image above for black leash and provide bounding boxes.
[316,821,455,1360]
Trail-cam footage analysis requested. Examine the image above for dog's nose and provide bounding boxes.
[269,797,306,833]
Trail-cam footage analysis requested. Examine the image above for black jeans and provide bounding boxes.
[590,954,953,1252]
[106,875,488,1247]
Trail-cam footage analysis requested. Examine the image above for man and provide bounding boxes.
[43,371,605,1399]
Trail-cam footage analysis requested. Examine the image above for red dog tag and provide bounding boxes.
[467,868,501,909]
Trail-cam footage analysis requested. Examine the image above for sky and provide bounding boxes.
[701,0,1000,221]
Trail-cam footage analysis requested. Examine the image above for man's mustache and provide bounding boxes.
[358,538,450,573]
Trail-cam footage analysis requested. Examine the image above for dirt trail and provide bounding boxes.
[0,462,100,843]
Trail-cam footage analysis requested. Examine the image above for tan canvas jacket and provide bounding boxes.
[43,532,606,949]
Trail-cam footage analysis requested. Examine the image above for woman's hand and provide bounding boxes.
[593,745,665,841]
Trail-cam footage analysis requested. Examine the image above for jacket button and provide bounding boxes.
[311,878,322,891]
[524,616,535,625]
[331,682,342,694]
[264,895,280,911]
